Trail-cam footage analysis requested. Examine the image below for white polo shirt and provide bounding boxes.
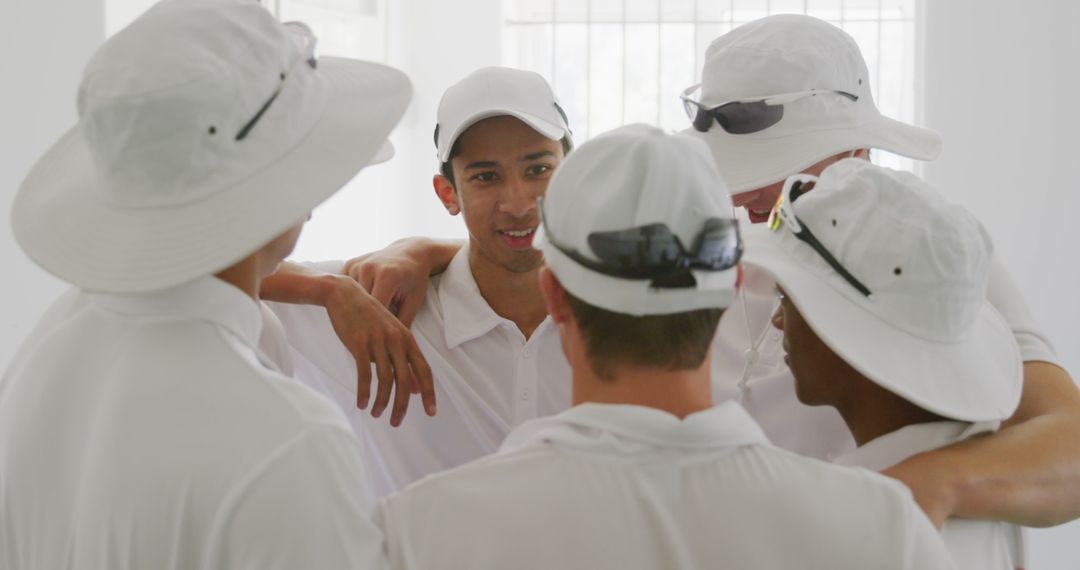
[265,245,572,499]
[0,277,384,570]
[720,247,1061,462]
[835,422,1025,570]
[376,401,956,570]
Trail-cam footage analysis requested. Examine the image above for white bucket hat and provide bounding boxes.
[536,124,742,316]
[434,66,572,163]
[12,0,411,293]
[743,159,1022,422]
[682,14,942,194]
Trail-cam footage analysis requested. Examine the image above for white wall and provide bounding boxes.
[1,1,103,370]
[922,1,1080,567]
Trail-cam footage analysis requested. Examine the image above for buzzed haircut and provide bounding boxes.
[565,291,722,381]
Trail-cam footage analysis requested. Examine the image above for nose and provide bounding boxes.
[499,177,539,218]
[770,304,784,331]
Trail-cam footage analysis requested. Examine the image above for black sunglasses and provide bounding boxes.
[541,198,743,288]
[680,86,859,135]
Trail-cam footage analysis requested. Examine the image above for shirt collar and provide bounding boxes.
[501,400,770,454]
[438,244,516,349]
[89,275,263,349]
[834,420,998,471]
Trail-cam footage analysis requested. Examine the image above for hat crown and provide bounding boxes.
[435,66,570,161]
[77,0,308,209]
[794,160,993,342]
[701,14,869,105]
[539,124,739,315]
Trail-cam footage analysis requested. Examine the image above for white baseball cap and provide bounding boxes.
[536,124,742,316]
[434,66,572,163]
[743,159,1022,422]
[12,0,411,293]
[683,14,942,194]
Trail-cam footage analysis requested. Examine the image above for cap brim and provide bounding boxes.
[438,108,567,162]
[13,57,411,293]
[742,225,1022,422]
[685,116,942,194]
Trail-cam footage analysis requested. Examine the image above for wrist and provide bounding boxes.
[315,273,355,307]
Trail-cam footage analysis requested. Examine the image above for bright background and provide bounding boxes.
[2,0,1077,565]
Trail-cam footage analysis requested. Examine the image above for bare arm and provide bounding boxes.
[261,261,437,427]
[884,361,1080,528]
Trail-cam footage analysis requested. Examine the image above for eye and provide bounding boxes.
[470,171,498,183]
[525,164,552,177]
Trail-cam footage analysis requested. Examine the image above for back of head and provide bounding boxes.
[537,124,742,378]
[12,0,411,293]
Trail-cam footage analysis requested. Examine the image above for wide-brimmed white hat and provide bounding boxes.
[536,124,741,316]
[434,66,572,163]
[12,0,411,293]
[683,14,942,194]
[744,159,1022,422]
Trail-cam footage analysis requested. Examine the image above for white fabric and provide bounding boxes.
[743,160,1023,422]
[13,0,411,293]
[835,422,1025,570]
[685,14,941,194]
[264,247,572,499]
[535,124,739,316]
[0,276,384,570]
[714,258,1061,463]
[435,66,571,162]
[376,401,956,570]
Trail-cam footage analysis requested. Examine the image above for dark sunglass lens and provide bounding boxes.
[713,101,784,135]
[588,224,682,271]
[694,219,742,269]
[692,107,714,133]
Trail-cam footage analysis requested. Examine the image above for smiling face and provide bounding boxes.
[435,115,564,274]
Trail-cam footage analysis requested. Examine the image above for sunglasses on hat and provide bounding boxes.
[540,198,743,288]
[768,174,873,297]
[680,85,858,135]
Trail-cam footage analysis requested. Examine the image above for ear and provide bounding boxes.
[434,174,460,215]
[538,266,572,325]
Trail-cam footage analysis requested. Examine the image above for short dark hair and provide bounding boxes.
[439,136,572,190]
[564,291,723,381]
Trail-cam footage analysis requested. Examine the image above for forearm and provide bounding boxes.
[389,237,462,276]
[899,361,1080,527]
[260,260,348,306]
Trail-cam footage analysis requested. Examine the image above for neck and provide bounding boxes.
[468,246,548,338]
[572,353,714,419]
[214,255,262,300]
[836,378,949,446]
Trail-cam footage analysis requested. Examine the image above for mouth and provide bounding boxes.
[746,207,771,224]
[498,227,538,249]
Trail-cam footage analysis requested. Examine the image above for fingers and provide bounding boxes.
[370,349,394,419]
[369,277,397,311]
[346,262,376,294]
[388,341,412,427]
[354,348,373,410]
[407,336,437,417]
[396,289,426,328]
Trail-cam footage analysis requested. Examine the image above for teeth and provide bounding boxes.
[503,228,535,238]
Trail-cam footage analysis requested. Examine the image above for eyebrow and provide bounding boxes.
[462,150,558,171]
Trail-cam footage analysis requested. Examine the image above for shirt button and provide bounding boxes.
[522,347,533,359]
[521,390,530,401]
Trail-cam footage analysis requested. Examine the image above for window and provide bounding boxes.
[259,0,389,61]
[503,0,919,171]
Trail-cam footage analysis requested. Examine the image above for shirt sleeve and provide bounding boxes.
[211,425,387,570]
[986,256,1061,366]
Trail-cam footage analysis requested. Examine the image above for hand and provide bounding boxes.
[343,239,436,328]
[882,453,958,529]
[323,275,436,426]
